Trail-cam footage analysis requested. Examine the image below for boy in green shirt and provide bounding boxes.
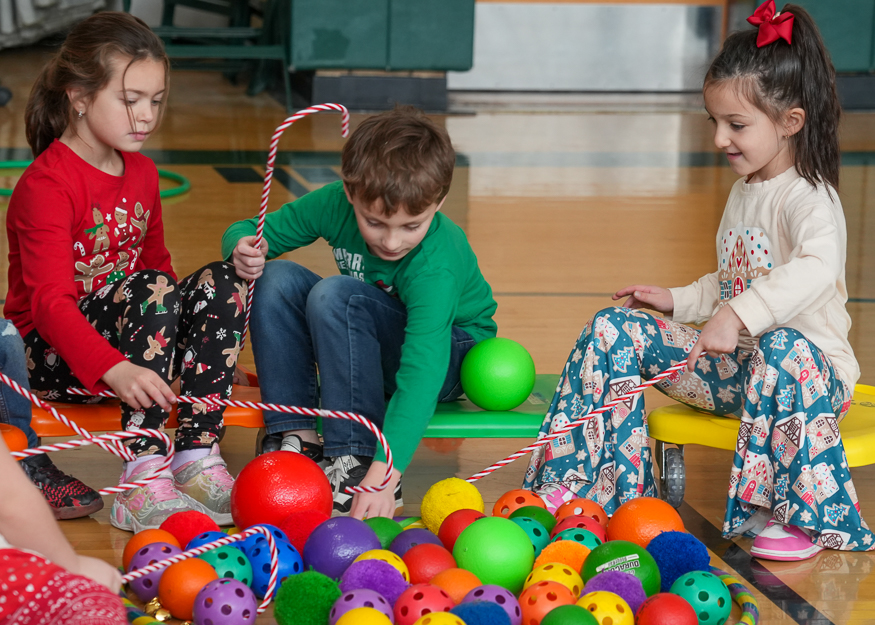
[224,107,497,519]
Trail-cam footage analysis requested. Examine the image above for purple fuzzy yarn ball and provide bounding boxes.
[583,570,646,613]
[339,559,410,606]
[646,530,711,592]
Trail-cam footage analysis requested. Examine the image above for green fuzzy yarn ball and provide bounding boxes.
[274,570,341,625]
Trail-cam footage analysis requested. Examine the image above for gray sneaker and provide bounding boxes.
[325,454,403,517]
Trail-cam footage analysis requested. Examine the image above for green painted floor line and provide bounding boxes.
[1,148,874,168]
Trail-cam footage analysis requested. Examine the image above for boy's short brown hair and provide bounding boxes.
[341,106,455,216]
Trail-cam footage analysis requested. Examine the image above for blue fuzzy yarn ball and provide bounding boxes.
[451,601,512,625]
[646,530,711,592]
[338,559,410,606]
[583,570,646,613]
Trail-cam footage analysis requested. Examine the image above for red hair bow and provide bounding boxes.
[747,0,794,47]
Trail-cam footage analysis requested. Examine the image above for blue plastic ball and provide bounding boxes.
[249,538,304,597]
[236,524,290,555]
[186,530,229,551]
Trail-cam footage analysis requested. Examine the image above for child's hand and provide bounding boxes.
[686,305,745,372]
[232,236,269,280]
[613,285,674,314]
[348,461,402,521]
[102,361,176,412]
[74,555,123,592]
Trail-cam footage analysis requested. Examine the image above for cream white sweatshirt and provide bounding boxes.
[669,167,859,387]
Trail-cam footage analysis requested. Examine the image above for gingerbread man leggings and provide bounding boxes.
[24,261,247,456]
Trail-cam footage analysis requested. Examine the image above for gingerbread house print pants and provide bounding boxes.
[524,306,874,551]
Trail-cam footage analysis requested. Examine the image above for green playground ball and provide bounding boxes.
[364,516,404,549]
[509,505,557,534]
[540,604,600,625]
[460,337,536,411]
[453,516,535,594]
[670,570,731,625]
[582,540,661,597]
[197,545,253,587]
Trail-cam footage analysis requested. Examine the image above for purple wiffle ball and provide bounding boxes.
[462,585,521,625]
[127,542,182,602]
[388,528,443,557]
[583,570,647,613]
[339,559,410,606]
[193,578,258,625]
[329,588,394,625]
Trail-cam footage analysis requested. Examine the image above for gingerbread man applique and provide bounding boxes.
[85,206,111,254]
[75,254,114,293]
[131,201,150,247]
[222,331,242,368]
[197,268,216,299]
[144,326,168,361]
[141,275,175,315]
[114,206,130,243]
[227,282,247,317]
[107,251,130,284]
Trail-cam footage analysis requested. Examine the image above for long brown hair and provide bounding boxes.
[704,4,840,191]
[25,11,169,157]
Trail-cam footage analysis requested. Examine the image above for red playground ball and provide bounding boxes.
[438,508,486,552]
[231,451,332,529]
[636,593,699,625]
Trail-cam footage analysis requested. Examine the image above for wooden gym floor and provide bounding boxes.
[1,43,875,623]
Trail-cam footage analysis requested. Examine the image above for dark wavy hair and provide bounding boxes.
[704,4,840,191]
[25,11,169,157]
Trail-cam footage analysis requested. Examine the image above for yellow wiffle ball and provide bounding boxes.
[524,562,584,597]
[336,607,393,625]
[420,477,485,534]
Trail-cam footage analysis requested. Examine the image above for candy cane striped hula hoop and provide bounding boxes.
[466,361,688,482]
[241,103,350,350]
[65,387,395,495]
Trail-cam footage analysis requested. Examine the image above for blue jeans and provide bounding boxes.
[250,260,475,458]
[0,319,38,448]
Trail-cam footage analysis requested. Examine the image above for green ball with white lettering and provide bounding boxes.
[581,540,661,596]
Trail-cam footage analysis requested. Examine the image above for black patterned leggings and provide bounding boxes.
[24,261,247,456]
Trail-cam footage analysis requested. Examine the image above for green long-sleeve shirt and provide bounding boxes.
[222,181,497,471]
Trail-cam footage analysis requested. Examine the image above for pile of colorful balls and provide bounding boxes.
[121,451,757,625]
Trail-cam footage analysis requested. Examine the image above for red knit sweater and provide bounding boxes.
[5,140,175,391]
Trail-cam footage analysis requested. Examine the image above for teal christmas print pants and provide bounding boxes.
[524,306,874,551]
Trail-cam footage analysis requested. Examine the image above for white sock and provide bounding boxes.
[171,447,211,471]
[123,454,162,480]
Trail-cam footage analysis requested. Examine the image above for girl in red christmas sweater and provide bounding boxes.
[4,12,246,532]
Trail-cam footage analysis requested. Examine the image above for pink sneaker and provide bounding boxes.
[751,520,824,561]
[535,483,575,513]
[111,457,191,532]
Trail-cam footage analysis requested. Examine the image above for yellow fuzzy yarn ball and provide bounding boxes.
[420,478,484,534]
